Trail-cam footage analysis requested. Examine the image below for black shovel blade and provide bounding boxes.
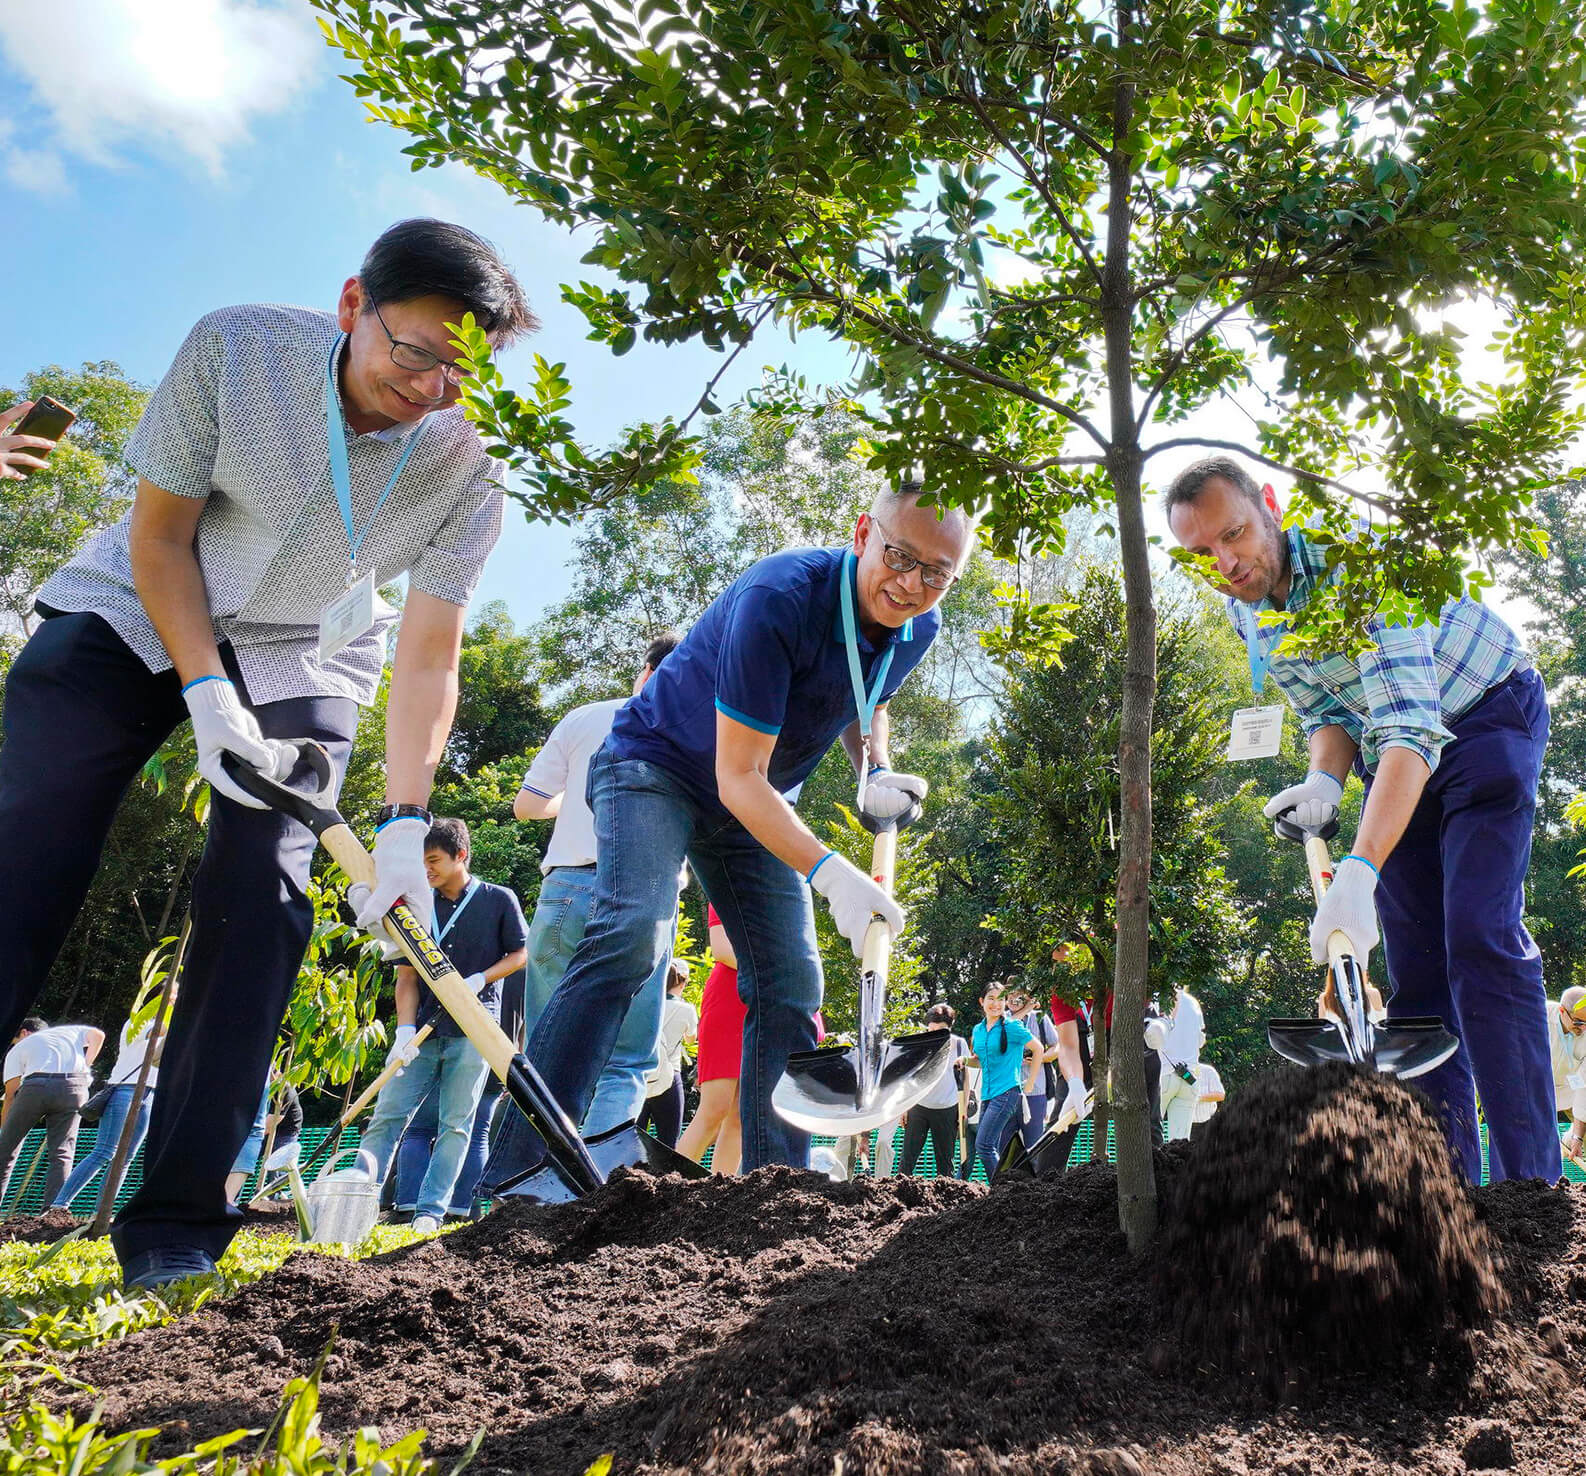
[1268,1016,1460,1081]
[493,1121,709,1206]
[773,1029,953,1135]
[994,1130,1030,1181]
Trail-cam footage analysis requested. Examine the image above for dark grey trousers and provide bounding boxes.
[0,1074,89,1206]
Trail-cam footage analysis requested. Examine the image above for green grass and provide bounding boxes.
[0,1223,488,1475]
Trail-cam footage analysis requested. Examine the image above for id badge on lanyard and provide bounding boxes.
[1228,617,1286,761]
[318,340,424,663]
[839,550,896,812]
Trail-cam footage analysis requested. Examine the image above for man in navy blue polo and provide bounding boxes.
[483,484,975,1186]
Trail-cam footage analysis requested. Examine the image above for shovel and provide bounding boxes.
[994,1086,1095,1180]
[222,744,706,1205]
[771,811,952,1136]
[1266,811,1458,1080]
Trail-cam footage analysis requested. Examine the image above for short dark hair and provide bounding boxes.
[360,219,538,346]
[1162,455,1264,521]
[425,817,471,859]
[19,1016,47,1034]
[927,1002,956,1027]
[643,632,682,673]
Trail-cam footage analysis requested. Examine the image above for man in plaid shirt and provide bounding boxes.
[1167,455,1556,1183]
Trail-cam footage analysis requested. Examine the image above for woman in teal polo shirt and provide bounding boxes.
[967,981,1037,1182]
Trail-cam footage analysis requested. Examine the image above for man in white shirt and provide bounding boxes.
[513,634,681,1133]
[0,1017,105,1205]
[0,220,535,1288]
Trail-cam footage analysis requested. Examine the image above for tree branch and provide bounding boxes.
[1141,436,1394,512]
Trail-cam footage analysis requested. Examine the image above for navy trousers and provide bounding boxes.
[0,613,356,1260]
[1369,666,1557,1184]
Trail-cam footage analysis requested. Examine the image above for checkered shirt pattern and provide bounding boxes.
[39,304,503,706]
[1227,524,1529,774]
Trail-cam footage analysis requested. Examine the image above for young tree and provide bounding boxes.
[320,0,1586,1243]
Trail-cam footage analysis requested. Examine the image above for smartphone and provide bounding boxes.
[12,395,77,456]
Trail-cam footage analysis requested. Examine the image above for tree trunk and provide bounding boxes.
[1104,0,1157,1252]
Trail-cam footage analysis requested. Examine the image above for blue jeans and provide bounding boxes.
[52,1083,152,1211]
[360,1035,490,1222]
[1369,666,1557,1183]
[523,864,669,1136]
[484,747,822,1190]
[976,1088,1024,1181]
[395,1082,499,1215]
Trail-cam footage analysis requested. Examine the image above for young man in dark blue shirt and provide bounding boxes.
[484,484,974,1188]
[360,817,527,1231]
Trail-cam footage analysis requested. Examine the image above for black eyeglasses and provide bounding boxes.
[872,519,956,591]
[371,302,468,385]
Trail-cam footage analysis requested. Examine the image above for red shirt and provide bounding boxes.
[1050,994,1114,1032]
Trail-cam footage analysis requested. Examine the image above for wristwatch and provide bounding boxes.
[375,803,433,829]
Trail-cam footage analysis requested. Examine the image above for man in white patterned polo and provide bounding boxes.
[0,219,535,1289]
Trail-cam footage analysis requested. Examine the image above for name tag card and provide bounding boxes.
[1227,704,1286,761]
[319,571,376,663]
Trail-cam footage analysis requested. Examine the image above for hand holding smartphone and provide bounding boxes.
[0,396,77,479]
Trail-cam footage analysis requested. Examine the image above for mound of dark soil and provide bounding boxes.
[0,1207,83,1244]
[58,1138,1586,1476]
[1158,1063,1508,1390]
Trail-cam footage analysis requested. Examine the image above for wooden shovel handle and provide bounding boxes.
[858,825,899,975]
[339,1021,436,1126]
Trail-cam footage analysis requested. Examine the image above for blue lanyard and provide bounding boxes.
[1244,616,1270,696]
[838,550,896,742]
[436,878,481,943]
[325,339,424,572]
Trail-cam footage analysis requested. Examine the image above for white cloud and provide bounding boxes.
[0,0,322,183]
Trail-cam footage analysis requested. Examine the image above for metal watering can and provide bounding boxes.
[286,1148,383,1245]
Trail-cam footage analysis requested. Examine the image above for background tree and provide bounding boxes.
[0,362,147,656]
[323,0,1586,1243]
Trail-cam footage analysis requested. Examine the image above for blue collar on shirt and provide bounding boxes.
[828,553,915,649]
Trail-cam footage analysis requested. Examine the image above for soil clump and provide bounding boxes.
[0,1207,82,1244]
[57,1107,1586,1475]
[1157,1062,1507,1390]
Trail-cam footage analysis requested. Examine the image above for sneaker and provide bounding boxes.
[122,1247,218,1292]
[411,1214,441,1234]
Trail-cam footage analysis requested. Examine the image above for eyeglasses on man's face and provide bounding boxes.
[871,518,956,591]
[371,302,468,386]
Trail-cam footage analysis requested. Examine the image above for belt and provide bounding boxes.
[549,863,597,873]
[23,1071,89,1081]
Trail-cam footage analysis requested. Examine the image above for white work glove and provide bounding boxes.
[860,767,929,823]
[184,677,297,810]
[1143,1017,1168,1053]
[1310,855,1380,965]
[352,818,434,937]
[1060,1077,1091,1124]
[463,972,488,997]
[386,1023,419,1072]
[1263,771,1343,832]
[809,852,906,958]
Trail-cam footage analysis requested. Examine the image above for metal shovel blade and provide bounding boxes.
[1267,1015,1459,1081]
[773,1028,954,1135]
[493,1117,709,1206]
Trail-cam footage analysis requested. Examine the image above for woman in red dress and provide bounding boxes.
[676,904,745,1174]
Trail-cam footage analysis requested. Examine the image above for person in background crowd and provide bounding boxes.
[226,1067,303,1202]
[1156,987,1206,1142]
[51,1001,174,1213]
[1004,984,1058,1152]
[0,219,534,1289]
[637,961,698,1149]
[0,402,64,479]
[514,634,682,1133]
[360,818,527,1233]
[0,1017,105,1206]
[1168,454,1555,1184]
[482,485,973,1195]
[678,904,745,1174]
[1550,988,1586,1163]
[965,982,1038,1182]
[900,1002,968,1177]
[1193,1062,1226,1131]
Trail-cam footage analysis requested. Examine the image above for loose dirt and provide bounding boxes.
[57,1072,1586,1475]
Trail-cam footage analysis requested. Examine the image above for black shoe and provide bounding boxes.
[122,1247,218,1292]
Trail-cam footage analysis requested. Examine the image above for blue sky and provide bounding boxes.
[0,0,843,630]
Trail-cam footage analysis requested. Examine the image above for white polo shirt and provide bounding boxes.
[108,1016,161,1089]
[3,1025,96,1083]
[521,697,626,872]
